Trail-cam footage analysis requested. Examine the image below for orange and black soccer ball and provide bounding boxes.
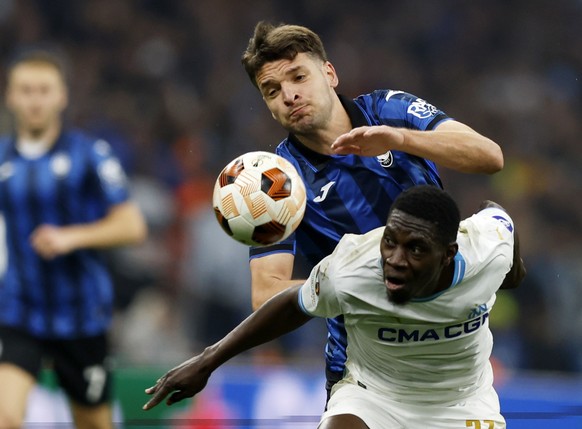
[213,151,306,246]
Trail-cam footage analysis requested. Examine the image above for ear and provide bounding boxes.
[443,242,458,266]
[323,61,339,89]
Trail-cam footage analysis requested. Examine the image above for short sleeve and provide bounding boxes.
[457,207,515,282]
[475,207,515,241]
[249,233,296,260]
[375,90,451,131]
[89,139,130,205]
[298,254,341,318]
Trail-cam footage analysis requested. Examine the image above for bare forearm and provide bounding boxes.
[331,121,503,174]
[66,202,147,249]
[142,286,312,410]
[204,286,311,370]
[400,127,503,174]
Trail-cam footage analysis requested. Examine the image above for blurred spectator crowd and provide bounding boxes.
[0,0,580,374]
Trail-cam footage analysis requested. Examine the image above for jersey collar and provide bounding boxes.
[410,252,466,302]
[286,94,369,171]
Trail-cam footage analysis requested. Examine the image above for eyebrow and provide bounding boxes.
[258,64,304,92]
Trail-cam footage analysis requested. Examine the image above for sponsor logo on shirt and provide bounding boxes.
[308,266,321,306]
[377,312,489,343]
[407,98,439,119]
[313,181,336,203]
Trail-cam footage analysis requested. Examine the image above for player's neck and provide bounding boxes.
[16,121,62,158]
[437,264,456,292]
[17,121,62,145]
[295,104,352,155]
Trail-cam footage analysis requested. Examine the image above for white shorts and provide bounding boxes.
[320,381,506,429]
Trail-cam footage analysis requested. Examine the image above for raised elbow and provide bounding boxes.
[491,151,504,173]
[485,144,504,174]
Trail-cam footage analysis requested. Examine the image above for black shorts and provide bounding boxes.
[0,326,112,406]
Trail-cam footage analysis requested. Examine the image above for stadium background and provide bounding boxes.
[0,0,580,427]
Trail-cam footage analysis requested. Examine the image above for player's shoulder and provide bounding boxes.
[331,227,384,268]
[354,89,449,129]
[63,128,115,155]
[274,140,290,156]
[462,207,514,238]
[62,127,99,144]
[274,138,298,161]
[457,207,514,277]
[354,89,420,107]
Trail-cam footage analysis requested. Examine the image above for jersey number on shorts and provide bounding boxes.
[84,365,106,403]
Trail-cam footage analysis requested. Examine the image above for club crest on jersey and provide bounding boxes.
[0,162,13,181]
[467,303,488,319]
[377,151,393,168]
[407,98,438,119]
[51,153,72,178]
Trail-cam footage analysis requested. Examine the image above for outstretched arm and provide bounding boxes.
[331,120,503,174]
[479,200,526,289]
[143,285,311,410]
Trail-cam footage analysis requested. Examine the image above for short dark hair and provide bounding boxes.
[241,21,328,88]
[389,185,460,245]
[7,49,69,84]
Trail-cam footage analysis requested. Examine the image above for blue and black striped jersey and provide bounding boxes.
[249,90,450,374]
[0,129,130,339]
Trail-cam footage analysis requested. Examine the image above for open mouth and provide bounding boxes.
[385,277,406,291]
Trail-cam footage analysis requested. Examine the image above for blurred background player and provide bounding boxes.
[241,21,504,401]
[0,50,147,429]
[143,185,525,429]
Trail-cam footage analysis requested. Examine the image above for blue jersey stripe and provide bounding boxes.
[30,162,53,335]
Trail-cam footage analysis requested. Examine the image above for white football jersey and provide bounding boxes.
[299,207,515,405]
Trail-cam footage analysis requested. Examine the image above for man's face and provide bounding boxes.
[380,209,456,305]
[255,52,338,135]
[6,62,68,136]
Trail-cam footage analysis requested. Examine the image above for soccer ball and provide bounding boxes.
[213,151,307,246]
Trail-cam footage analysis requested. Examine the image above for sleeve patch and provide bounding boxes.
[407,98,439,119]
[98,158,127,188]
[492,215,513,232]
